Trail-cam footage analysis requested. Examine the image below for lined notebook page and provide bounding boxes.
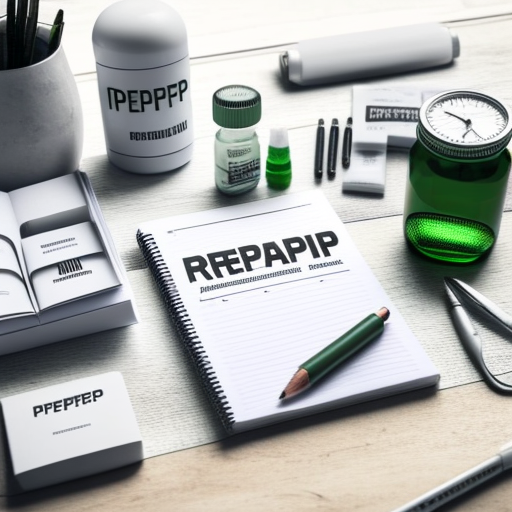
[145,191,439,432]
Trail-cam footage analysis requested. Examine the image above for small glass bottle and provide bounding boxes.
[266,127,292,189]
[404,90,512,264]
[212,85,262,195]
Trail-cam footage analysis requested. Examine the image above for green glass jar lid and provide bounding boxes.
[417,90,512,159]
[212,85,262,128]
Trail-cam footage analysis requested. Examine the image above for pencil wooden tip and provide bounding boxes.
[280,368,310,400]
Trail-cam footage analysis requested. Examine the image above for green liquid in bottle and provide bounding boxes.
[404,142,510,263]
[266,145,292,190]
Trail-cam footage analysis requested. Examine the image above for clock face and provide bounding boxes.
[423,91,511,146]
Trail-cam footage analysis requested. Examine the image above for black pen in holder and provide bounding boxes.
[342,117,352,169]
[314,119,325,178]
[327,118,339,178]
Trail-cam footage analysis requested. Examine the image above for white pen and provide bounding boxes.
[391,440,512,512]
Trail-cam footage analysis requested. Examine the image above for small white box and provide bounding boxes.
[0,372,143,491]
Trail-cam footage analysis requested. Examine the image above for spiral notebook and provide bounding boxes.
[136,191,439,433]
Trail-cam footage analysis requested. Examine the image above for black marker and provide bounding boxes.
[327,118,339,178]
[342,117,352,169]
[314,118,325,178]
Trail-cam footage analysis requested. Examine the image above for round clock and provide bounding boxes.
[417,90,512,159]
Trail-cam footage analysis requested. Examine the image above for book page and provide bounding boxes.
[9,173,89,237]
[22,222,104,275]
[0,238,35,318]
[143,191,439,431]
[0,237,23,279]
[8,174,121,312]
[0,193,21,253]
[0,194,35,319]
[20,222,121,311]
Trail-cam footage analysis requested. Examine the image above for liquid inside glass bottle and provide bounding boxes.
[266,127,292,189]
[403,90,512,264]
[404,143,510,263]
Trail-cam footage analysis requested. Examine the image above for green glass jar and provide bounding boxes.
[404,90,512,263]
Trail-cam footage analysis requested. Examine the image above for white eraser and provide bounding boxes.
[342,147,387,195]
[1,372,143,491]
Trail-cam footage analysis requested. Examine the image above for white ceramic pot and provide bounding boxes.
[0,24,83,191]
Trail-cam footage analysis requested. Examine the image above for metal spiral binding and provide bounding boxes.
[136,230,235,431]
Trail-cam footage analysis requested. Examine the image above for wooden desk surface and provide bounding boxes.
[2,1,512,511]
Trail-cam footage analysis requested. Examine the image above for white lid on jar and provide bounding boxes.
[92,0,188,70]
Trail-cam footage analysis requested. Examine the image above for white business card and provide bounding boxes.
[1,372,143,491]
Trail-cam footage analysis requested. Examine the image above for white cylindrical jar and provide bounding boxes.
[92,0,193,173]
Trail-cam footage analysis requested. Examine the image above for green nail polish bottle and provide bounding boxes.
[266,127,292,190]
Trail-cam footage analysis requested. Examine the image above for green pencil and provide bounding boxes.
[279,307,390,400]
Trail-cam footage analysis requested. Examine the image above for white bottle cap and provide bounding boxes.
[92,0,188,70]
[269,127,289,148]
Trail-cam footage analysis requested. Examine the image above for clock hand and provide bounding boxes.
[444,110,471,126]
[469,126,484,140]
[461,121,484,140]
[445,110,484,139]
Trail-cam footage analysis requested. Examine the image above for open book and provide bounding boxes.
[0,172,137,355]
[137,191,439,433]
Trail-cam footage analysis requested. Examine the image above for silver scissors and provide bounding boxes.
[444,276,512,394]
[390,278,512,512]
